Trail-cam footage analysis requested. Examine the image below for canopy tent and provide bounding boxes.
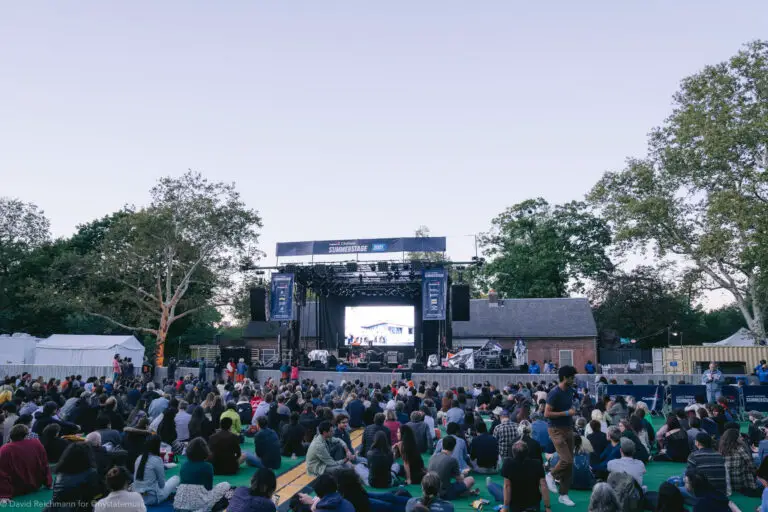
[703,328,759,347]
[34,335,145,367]
[0,333,39,364]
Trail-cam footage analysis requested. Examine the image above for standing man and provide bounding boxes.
[757,362,768,386]
[544,365,577,507]
[199,357,207,382]
[584,360,596,374]
[702,362,723,403]
[236,358,247,383]
[112,354,122,384]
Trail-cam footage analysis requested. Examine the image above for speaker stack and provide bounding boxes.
[451,284,471,321]
[249,288,267,322]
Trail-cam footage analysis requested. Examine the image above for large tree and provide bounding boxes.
[479,198,613,298]
[0,198,51,333]
[81,171,262,365]
[589,40,768,340]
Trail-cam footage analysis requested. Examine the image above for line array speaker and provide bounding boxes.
[451,284,470,321]
[250,288,267,322]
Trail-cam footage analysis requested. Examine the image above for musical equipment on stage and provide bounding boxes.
[249,288,267,322]
[369,362,382,371]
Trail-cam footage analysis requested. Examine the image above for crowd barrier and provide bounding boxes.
[605,384,665,412]
[1,365,120,381]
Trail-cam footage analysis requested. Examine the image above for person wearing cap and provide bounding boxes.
[492,408,520,460]
[544,365,578,507]
[32,402,79,436]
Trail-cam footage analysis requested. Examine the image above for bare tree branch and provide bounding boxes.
[86,311,158,335]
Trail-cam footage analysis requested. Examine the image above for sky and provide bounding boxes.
[1,2,765,307]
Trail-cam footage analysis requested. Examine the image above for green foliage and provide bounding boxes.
[589,40,768,339]
[480,198,612,298]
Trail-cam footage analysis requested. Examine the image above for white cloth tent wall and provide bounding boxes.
[0,333,39,364]
[34,335,145,367]
[703,328,757,347]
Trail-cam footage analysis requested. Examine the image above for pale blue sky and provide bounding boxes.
[1,2,766,270]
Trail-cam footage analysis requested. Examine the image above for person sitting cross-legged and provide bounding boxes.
[173,438,231,512]
[307,421,354,477]
[607,437,646,488]
[487,440,551,512]
[0,424,52,503]
[227,468,278,512]
[591,425,622,480]
[433,422,470,472]
[427,435,476,501]
[470,421,499,474]
[405,471,455,512]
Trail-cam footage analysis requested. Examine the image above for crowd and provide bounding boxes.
[0,361,767,512]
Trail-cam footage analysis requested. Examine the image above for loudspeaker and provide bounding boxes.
[311,360,325,370]
[451,285,470,321]
[250,288,267,322]
[369,362,381,371]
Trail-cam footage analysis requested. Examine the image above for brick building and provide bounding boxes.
[451,298,597,371]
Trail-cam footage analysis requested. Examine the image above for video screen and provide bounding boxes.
[344,305,415,346]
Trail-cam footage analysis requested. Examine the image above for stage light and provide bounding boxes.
[402,264,410,271]
[394,270,401,280]
[358,274,363,284]
[386,272,394,281]
[391,263,399,272]
[370,264,377,272]
[409,271,416,281]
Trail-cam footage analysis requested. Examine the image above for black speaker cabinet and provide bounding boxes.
[411,362,425,372]
[451,285,470,321]
[369,362,382,371]
[250,288,267,322]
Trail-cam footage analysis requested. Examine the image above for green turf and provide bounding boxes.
[8,437,305,512]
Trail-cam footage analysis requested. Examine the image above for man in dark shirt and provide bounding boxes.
[685,432,729,496]
[470,422,499,473]
[252,416,281,470]
[544,365,577,507]
[208,417,244,475]
[358,413,391,457]
[488,441,551,512]
[427,436,475,500]
[346,397,365,429]
[282,412,307,456]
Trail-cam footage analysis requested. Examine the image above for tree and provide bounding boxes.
[589,41,768,340]
[591,266,699,347]
[479,198,613,298]
[0,198,51,333]
[81,171,262,365]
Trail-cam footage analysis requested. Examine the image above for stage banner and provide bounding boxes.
[669,385,706,409]
[742,386,768,413]
[422,268,447,321]
[270,273,294,321]
[276,237,447,257]
[605,385,665,412]
[721,385,741,412]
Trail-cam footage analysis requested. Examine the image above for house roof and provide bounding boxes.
[452,298,597,339]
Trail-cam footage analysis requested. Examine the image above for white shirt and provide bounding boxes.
[95,490,147,512]
[607,456,646,486]
[423,414,436,440]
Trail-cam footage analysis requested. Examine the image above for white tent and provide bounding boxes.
[703,328,757,347]
[0,333,40,364]
[35,335,145,367]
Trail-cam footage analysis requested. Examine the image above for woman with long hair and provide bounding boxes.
[719,428,761,496]
[405,472,453,512]
[173,438,231,511]
[367,431,396,488]
[133,434,180,505]
[517,420,542,464]
[189,405,214,441]
[209,395,225,430]
[43,442,101,512]
[652,482,685,512]
[397,424,426,485]
[335,468,371,512]
[158,406,180,450]
[618,419,649,463]
[40,423,69,464]
[227,468,277,512]
[653,416,690,463]
[127,399,148,428]
[123,417,152,470]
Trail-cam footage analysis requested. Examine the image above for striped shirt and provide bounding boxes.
[687,448,730,495]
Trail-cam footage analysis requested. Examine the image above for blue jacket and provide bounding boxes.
[529,364,540,374]
[315,493,355,512]
[591,443,621,472]
[585,363,595,374]
[550,452,594,490]
[254,428,281,470]
[758,368,768,384]
[346,400,365,428]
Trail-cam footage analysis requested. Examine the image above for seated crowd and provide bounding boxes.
[0,367,768,512]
